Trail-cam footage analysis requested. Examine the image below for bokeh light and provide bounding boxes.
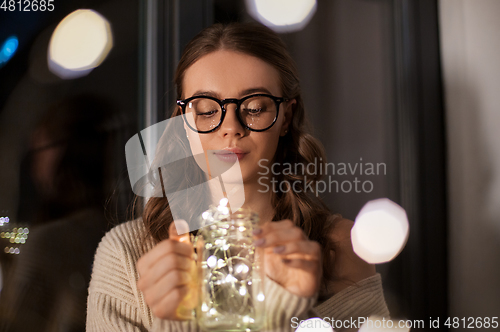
[0,216,10,226]
[48,9,113,79]
[0,36,18,68]
[351,198,409,264]
[245,0,317,33]
[1,216,28,256]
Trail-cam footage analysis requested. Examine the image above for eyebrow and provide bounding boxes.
[190,87,274,99]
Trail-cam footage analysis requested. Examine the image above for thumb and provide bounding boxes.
[169,219,191,243]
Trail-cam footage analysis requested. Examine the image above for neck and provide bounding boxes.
[239,180,275,223]
[206,175,275,223]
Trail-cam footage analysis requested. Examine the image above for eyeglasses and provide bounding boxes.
[177,94,288,134]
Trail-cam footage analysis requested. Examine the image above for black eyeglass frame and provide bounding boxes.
[177,93,289,134]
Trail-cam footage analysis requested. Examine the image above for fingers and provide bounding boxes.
[280,256,320,270]
[169,219,191,243]
[254,227,305,247]
[254,219,298,234]
[137,239,193,273]
[149,284,190,319]
[135,219,196,320]
[270,240,321,261]
[137,254,193,290]
[137,220,193,274]
[253,219,321,261]
[141,269,192,306]
[253,219,306,246]
[253,219,307,246]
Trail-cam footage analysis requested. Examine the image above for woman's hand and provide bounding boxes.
[253,219,321,298]
[328,218,376,294]
[136,220,196,320]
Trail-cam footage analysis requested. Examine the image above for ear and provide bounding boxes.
[280,98,296,136]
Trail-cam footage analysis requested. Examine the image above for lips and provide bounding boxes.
[214,148,248,162]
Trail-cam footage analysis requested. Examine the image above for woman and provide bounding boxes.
[0,95,114,332]
[86,22,389,331]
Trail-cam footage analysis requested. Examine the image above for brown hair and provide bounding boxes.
[141,22,341,282]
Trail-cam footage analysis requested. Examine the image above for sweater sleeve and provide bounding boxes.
[86,226,149,332]
[259,273,389,332]
[312,273,390,324]
[262,276,318,332]
[86,221,202,332]
[87,220,388,332]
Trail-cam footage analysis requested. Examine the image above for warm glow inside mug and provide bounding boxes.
[195,207,265,331]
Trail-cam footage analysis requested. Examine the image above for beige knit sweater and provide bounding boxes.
[86,219,389,331]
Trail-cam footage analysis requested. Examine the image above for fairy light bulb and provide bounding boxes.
[196,207,264,330]
[217,198,230,215]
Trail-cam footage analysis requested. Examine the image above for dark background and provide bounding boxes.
[0,0,448,329]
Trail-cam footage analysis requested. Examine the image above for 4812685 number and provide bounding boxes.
[1,0,54,11]
[445,317,498,329]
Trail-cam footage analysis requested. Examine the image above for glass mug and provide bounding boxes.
[194,206,266,331]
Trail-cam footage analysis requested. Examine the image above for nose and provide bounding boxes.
[219,103,245,138]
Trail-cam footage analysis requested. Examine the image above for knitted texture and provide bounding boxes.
[86,219,389,331]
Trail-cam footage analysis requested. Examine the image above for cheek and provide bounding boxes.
[254,132,281,160]
[198,135,218,153]
[187,132,211,154]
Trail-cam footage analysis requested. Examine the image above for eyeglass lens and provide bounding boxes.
[184,96,277,132]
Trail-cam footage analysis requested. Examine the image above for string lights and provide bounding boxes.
[196,199,265,331]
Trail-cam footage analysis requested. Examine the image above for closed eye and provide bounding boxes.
[196,109,219,117]
[243,108,264,115]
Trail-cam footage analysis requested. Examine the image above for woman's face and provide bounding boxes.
[182,50,294,184]
[30,128,65,197]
